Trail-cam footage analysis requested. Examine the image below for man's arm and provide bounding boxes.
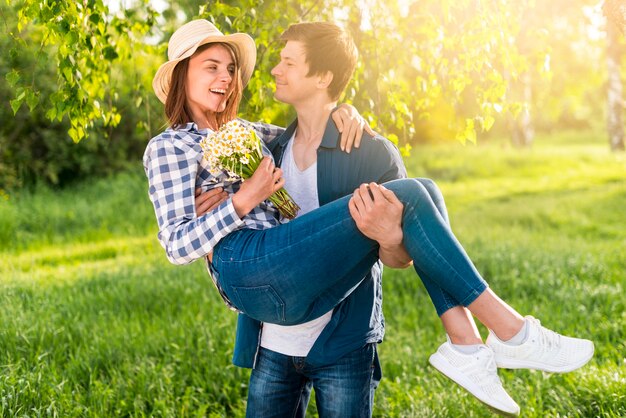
[349,182,412,269]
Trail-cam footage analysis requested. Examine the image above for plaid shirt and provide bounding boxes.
[143,120,285,308]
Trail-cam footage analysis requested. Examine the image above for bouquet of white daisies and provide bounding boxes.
[200,120,300,219]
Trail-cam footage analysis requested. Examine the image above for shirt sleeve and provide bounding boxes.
[143,135,245,265]
[246,121,285,144]
[373,136,408,183]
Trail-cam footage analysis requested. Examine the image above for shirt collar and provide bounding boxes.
[171,122,211,135]
[276,106,342,149]
[319,116,340,149]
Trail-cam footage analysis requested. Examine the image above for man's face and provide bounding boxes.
[271,41,319,106]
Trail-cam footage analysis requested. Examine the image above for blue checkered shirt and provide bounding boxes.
[143,120,285,309]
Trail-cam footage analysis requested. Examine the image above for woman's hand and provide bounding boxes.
[195,187,229,217]
[232,157,285,218]
[332,104,375,153]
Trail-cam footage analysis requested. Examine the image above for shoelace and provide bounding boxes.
[529,317,562,352]
[473,347,503,388]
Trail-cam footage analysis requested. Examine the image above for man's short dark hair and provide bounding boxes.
[280,22,358,101]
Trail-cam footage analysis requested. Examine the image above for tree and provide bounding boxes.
[12,0,624,190]
[4,0,158,142]
[5,0,533,150]
[604,0,626,151]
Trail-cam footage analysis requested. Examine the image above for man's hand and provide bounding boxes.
[332,104,375,153]
[195,187,229,217]
[349,183,403,246]
[349,182,412,268]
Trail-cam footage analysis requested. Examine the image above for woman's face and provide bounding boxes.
[185,44,236,117]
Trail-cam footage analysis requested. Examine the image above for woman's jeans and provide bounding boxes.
[212,178,488,325]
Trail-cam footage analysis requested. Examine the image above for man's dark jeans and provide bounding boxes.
[246,343,380,418]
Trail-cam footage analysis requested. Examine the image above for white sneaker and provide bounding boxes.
[486,316,594,373]
[429,338,520,416]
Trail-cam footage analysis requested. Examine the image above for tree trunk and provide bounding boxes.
[510,72,534,148]
[607,20,626,151]
[507,70,534,148]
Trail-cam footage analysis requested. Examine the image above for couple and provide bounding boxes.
[144,19,594,417]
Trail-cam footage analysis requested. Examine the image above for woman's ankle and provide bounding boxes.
[448,334,483,345]
[491,317,526,342]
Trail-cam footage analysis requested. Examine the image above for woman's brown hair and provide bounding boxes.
[165,42,243,130]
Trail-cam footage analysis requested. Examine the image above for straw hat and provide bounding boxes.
[152,19,256,104]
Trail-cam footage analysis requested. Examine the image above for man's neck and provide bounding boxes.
[293,99,337,147]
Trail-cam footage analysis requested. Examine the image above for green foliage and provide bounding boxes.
[195,0,534,147]
[7,0,157,142]
[1,132,625,416]
[4,0,537,146]
[0,0,620,191]
[0,2,164,190]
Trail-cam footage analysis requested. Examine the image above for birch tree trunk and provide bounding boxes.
[607,15,626,151]
[510,72,535,148]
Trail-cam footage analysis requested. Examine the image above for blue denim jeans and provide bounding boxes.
[246,344,380,418]
[212,178,487,324]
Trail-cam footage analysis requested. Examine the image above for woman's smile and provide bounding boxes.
[186,44,236,122]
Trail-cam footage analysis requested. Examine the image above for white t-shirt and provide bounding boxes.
[260,136,333,357]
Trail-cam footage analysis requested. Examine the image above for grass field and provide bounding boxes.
[1,131,625,417]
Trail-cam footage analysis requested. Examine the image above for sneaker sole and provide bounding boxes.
[494,346,594,373]
[429,352,520,417]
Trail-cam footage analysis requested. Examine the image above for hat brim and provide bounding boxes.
[152,32,256,104]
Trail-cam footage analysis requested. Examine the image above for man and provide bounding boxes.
[244,23,406,417]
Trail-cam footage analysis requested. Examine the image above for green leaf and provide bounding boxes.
[64,31,79,46]
[482,115,495,131]
[10,98,23,115]
[6,70,20,87]
[68,127,79,142]
[62,67,73,82]
[25,89,39,112]
[15,88,26,101]
[103,46,119,61]
[399,143,412,157]
[9,47,19,61]
[46,106,58,121]
[68,125,85,143]
[387,133,399,145]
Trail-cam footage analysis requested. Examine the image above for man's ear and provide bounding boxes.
[317,71,334,90]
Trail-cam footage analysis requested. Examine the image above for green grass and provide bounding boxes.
[1,131,625,417]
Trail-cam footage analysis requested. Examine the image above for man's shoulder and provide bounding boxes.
[354,132,407,180]
[344,132,404,169]
[360,132,400,152]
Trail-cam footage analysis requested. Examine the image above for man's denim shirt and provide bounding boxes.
[232,115,407,368]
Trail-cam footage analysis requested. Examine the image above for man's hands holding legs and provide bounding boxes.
[349,183,412,268]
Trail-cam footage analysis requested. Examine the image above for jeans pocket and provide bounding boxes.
[230,285,285,323]
[213,243,235,266]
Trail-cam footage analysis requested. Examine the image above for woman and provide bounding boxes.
[144,20,593,416]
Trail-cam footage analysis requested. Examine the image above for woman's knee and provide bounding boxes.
[383,178,432,206]
[415,178,441,199]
